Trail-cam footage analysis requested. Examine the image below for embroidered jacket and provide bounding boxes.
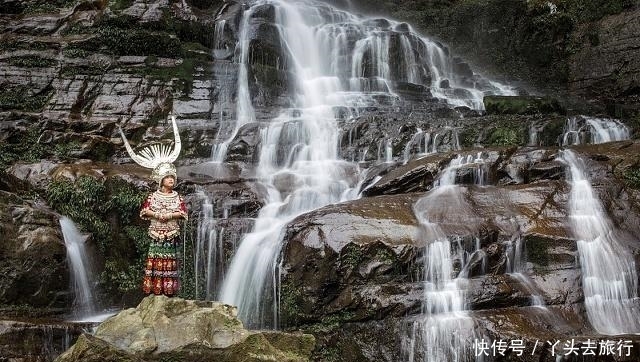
[140,191,188,240]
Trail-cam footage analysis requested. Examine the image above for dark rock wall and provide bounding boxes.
[347,0,640,110]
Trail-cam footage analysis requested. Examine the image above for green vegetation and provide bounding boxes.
[22,0,77,13]
[46,176,150,296]
[486,121,527,147]
[0,127,49,168]
[279,280,307,326]
[73,25,182,57]
[177,219,199,299]
[0,40,49,51]
[109,0,134,11]
[59,64,107,77]
[459,127,479,148]
[0,85,54,112]
[537,0,637,22]
[488,127,523,147]
[53,140,82,160]
[339,243,364,270]
[62,47,90,59]
[538,118,566,146]
[484,96,564,115]
[623,167,640,189]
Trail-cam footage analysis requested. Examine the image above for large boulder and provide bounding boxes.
[55,295,315,362]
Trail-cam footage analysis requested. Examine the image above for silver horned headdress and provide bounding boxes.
[118,115,182,187]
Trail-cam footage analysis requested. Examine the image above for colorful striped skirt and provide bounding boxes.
[142,236,180,296]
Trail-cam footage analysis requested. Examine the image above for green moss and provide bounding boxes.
[54,140,82,160]
[102,26,182,57]
[623,167,640,189]
[484,96,564,115]
[549,0,636,22]
[0,85,54,112]
[62,47,90,58]
[127,58,195,97]
[459,127,479,148]
[0,40,49,51]
[60,65,106,77]
[279,279,307,327]
[178,219,199,300]
[109,0,134,11]
[306,310,357,335]
[0,126,50,168]
[339,243,363,270]
[538,118,566,146]
[23,0,77,13]
[488,127,523,146]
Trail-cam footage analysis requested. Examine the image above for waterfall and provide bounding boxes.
[59,217,97,318]
[505,234,546,308]
[406,155,488,362]
[219,0,362,327]
[559,149,640,335]
[211,7,257,163]
[561,116,630,146]
[217,0,515,328]
[209,0,516,163]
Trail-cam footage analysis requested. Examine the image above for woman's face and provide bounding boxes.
[162,176,175,189]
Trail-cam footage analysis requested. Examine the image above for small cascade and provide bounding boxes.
[211,7,257,163]
[195,195,226,300]
[403,128,430,163]
[402,127,462,164]
[561,116,630,146]
[192,191,250,300]
[505,235,547,308]
[59,217,97,319]
[528,124,541,146]
[559,149,640,335]
[406,155,489,362]
[376,137,394,163]
[212,19,230,59]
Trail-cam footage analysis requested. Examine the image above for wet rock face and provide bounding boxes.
[55,296,315,362]
[278,179,576,324]
[275,141,640,360]
[0,319,86,362]
[0,191,69,309]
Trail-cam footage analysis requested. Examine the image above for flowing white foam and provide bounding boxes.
[562,116,630,146]
[406,155,489,361]
[60,217,98,319]
[559,149,640,335]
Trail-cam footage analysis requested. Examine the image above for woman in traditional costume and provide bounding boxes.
[119,116,187,297]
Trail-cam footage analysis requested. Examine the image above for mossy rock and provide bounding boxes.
[484,95,565,115]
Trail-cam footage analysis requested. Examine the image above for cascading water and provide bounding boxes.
[402,127,462,164]
[219,0,364,327]
[217,0,516,328]
[561,116,630,146]
[505,234,546,308]
[59,217,97,318]
[211,8,257,163]
[406,155,488,362]
[559,149,640,335]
